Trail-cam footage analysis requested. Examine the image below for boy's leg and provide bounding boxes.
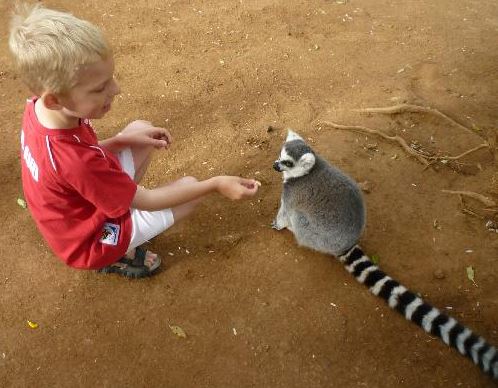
[168,176,202,222]
[126,176,202,267]
[116,123,202,267]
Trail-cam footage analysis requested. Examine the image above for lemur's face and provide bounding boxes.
[273,130,316,181]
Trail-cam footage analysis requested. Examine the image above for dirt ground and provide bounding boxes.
[1,0,497,387]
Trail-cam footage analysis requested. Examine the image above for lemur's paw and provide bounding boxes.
[271,219,285,230]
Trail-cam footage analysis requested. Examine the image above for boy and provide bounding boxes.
[9,4,260,278]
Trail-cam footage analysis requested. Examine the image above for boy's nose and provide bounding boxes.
[110,78,121,96]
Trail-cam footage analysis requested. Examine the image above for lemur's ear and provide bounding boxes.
[300,153,316,170]
[286,129,303,142]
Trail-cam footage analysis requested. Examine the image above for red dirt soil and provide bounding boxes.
[0,0,497,387]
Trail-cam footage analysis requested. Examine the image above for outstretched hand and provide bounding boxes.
[119,120,173,149]
[214,176,261,200]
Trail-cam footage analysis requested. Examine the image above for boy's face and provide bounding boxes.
[57,57,120,120]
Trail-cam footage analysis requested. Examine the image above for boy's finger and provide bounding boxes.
[244,188,258,197]
[243,183,259,195]
[239,178,256,186]
[162,129,173,143]
[240,179,261,190]
[152,127,173,144]
[149,138,168,148]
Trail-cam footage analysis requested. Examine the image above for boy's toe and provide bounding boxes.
[144,251,160,270]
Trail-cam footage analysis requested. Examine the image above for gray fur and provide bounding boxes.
[273,137,365,256]
[273,132,498,381]
[285,141,313,161]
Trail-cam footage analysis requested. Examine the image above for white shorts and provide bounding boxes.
[117,148,175,251]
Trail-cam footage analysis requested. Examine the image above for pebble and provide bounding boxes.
[358,180,373,193]
[433,269,446,280]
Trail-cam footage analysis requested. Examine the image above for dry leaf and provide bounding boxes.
[371,255,380,265]
[466,266,477,286]
[169,325,187,338]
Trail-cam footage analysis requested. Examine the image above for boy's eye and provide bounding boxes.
[92,81,108,93]
[281,160,294,168]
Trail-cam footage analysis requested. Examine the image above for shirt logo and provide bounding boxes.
[99,222,120,246]
[21,130,39,182]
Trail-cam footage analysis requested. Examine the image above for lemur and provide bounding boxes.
[272,129,497,380]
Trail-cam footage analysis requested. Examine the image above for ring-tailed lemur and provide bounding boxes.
[272,129,497,380]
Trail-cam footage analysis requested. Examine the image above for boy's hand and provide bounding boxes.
[214,176,261,200]
[120,120,173,149]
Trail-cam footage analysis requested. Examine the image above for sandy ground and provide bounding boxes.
[0,0,497,387]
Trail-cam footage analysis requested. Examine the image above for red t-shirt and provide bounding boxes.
[20,98,137,269]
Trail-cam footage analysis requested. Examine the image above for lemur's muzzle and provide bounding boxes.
[273,160,282,172]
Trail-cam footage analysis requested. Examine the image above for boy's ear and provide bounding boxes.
[43,93,64,110]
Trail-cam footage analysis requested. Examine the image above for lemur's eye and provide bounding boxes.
[281,160,294,168]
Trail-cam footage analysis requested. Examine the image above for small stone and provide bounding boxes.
[485,220,498,233]
[433,269,446,280]
[219,233,243,245]
[358,181,373,193]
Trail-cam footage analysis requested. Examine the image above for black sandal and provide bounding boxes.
[97,246,161,278]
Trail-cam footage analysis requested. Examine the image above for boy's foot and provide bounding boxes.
[97,245,161,278]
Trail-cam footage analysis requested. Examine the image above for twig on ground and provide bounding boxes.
[439,144,489,161]
[441,190,497,207]
[487,129,498,163]
[461,208,484,219]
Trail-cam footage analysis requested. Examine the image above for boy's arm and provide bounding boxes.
[132,176,260,211]
[99,128,171,153]
[99,121,172,153]
[98,136,124,153]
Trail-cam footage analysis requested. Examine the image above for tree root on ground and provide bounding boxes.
[442,190,498,220]
[354,103,476,136]
[441,190,497,208]
[316,103,492,168]
[317,120,430,165]
[317,120,489,167]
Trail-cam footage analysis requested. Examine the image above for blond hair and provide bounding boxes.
[9,3,111,94]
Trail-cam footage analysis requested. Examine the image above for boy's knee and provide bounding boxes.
[180,176,198,184]
[120,120,152,135]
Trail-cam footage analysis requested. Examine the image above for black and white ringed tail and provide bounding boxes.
[339,246,497,380]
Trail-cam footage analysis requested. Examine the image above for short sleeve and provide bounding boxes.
[51,138,137,218]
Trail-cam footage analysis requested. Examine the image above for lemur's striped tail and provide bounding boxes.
[339,246,497,380]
